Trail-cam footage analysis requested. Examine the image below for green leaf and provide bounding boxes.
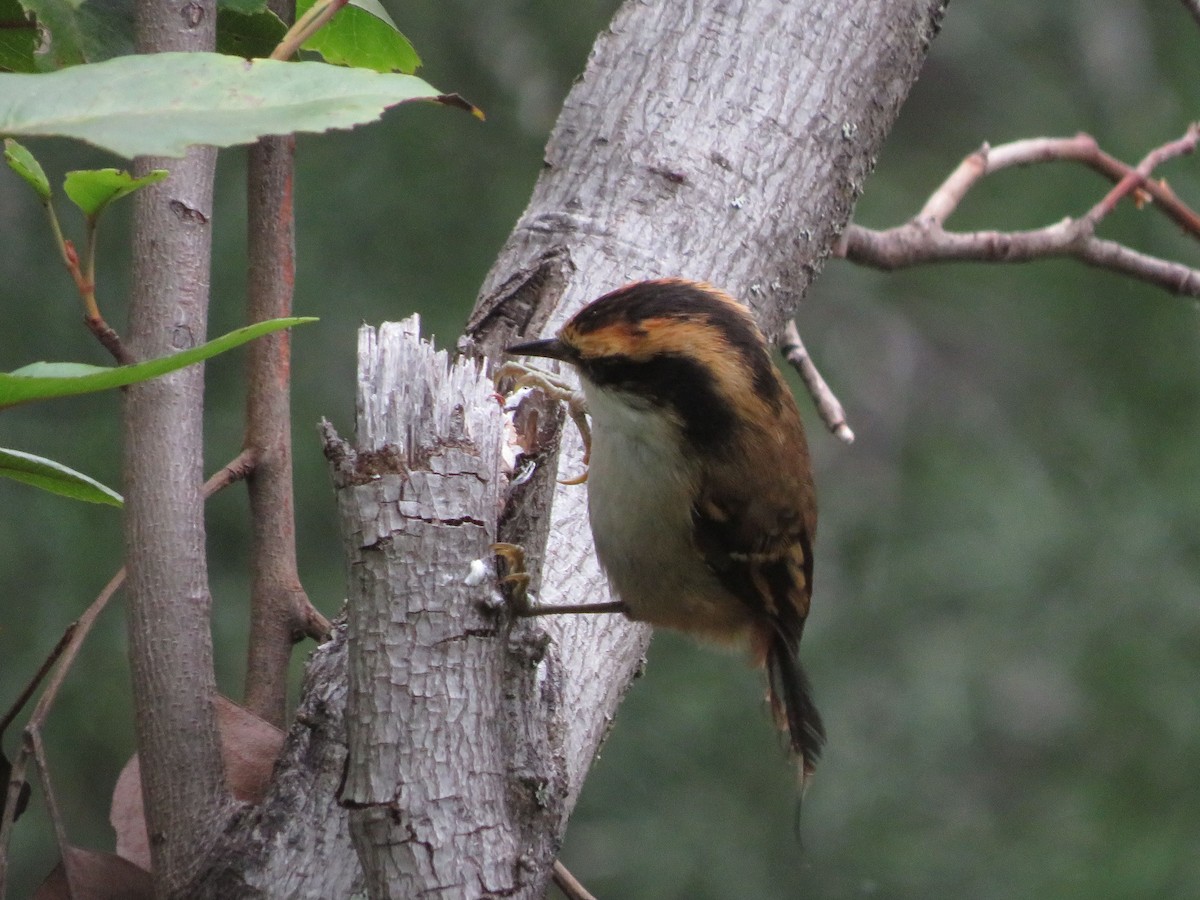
[0,316,316,408]
[0,52,464,158]
[217,7,287,60]
[18,0,134,71]
[63,167,168,217]
[0,447,122,506]
[297,0,420,74]
[3,138,50,200]
[0,0,38,73]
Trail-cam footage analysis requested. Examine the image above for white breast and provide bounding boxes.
[579,379,750,639]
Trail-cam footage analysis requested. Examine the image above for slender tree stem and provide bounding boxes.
[243,0,329,728]
[123,0,229,893]
[244,131,330,727]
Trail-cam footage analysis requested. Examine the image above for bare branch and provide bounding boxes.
[0,625,75,740]
[914,130,1200,236]
[1084,124,1200,229]
[205,448,259,496]
[840,126,1200,297]
[552,860,599,900]
[842,219,1200,296]
[778,320,854,444]
[83,315,134,365]
[27,731,66,870]
[1076,234,1200,294]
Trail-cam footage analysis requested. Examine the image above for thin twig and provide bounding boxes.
[83,215,99,318]
[27,731,67,859]
[1085,123,1200,227]
[0,624,75,739]
[77,213,134,363]
[206,447,260,496]
[915,131,1200,237]
[552,860,599,900]
[778,320,854,444]
[28,571,124,727]
[0,747,27,898]
[43,205,81,296]
[839,127,1200,297]
[84,316,134,364]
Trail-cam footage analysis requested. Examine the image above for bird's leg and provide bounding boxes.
[494,361,591,484]
[492,543,627,617]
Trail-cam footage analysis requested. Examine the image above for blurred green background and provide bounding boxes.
[3,2,1199,897]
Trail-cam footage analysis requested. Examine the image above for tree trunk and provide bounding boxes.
[124,0,230,895]
[192,0,946,895]
[331,319,524,896]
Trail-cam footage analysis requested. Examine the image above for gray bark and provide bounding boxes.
[190,0,946,895]
[191,625,362,898]
[461,0,948,824]
[333,319,520,896]
[124,0,230,895]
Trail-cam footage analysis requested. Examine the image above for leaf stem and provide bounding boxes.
[42,202,80,295]
[40,197,131,361]
[78,211,130,362]
[83,215,99,317]
[269,0,349,61]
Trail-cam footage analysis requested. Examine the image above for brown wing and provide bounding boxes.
[691,486,813,639]
[691,400,817,637]
[691,423,824,779]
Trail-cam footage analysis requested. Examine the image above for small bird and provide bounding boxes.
[506,278,825,785]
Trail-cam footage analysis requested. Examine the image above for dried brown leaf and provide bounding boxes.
[216,694,286,803]
[109,695,286,869]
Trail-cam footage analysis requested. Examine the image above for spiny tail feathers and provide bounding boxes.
[766,630,825,785]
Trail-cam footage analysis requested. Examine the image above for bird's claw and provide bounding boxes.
[494,362,590,483]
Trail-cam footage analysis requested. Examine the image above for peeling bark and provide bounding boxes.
[332,319,516,896]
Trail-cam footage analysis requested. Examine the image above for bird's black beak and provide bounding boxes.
[505,337,571,360]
